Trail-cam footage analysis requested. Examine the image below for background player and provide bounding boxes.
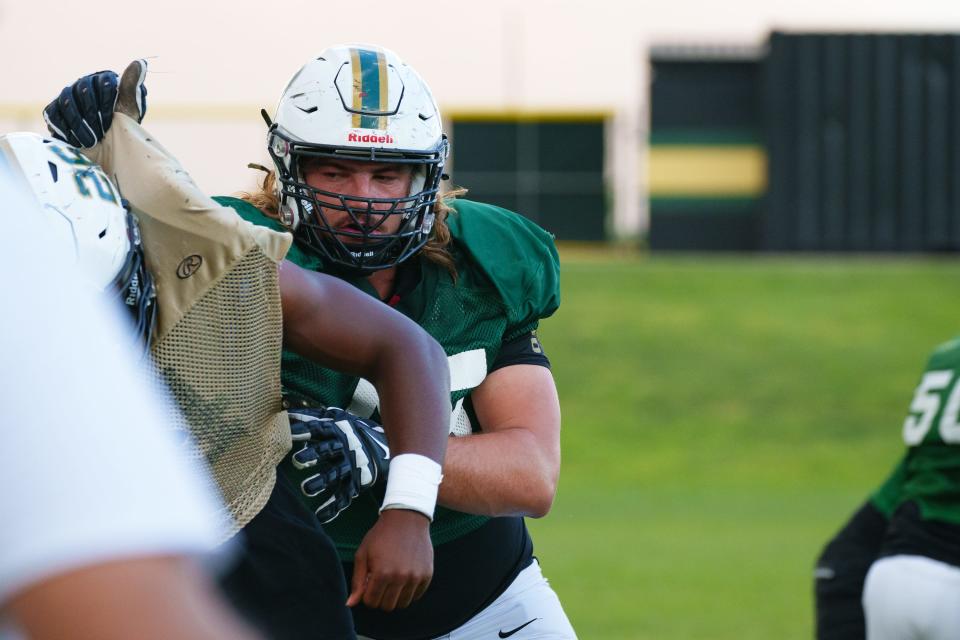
[815,338,960,640]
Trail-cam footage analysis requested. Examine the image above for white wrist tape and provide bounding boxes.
[380,453,443,521]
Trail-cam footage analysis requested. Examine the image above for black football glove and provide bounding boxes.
[289,407,391,523]
[43,62,147,148]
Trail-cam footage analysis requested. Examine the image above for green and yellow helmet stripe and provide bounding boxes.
[350,47,388,130]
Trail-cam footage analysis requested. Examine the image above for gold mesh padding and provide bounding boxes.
[150,246,290,539]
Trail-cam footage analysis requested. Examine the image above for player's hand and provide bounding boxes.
[43,70,118,148]
[288,406,391,522]
[291,406,391,491]
[321,407,391,489]
[347,508,433,611]
[43,62,148,148]
[289,429,355,523]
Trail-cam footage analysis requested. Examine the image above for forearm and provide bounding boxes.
[281,265,449,464]
[371,329,450,464]
[85,114,210,214]
[7,558,261,640]
[441,364,561,518]
[439,428,559,518]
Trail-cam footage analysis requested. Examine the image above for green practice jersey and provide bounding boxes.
[869,458,907,519]
[871,336,960,525]
[216,196,561,556]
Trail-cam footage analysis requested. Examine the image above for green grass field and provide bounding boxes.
[530,254,960,639]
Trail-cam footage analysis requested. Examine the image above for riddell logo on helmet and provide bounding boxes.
[347,131,395,144]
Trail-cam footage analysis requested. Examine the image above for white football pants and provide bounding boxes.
[863,554,960,640]
[360,559,577,640]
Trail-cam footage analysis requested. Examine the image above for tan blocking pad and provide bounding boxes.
[86,115,294,539]
[149,247,291,539]
[85,114,291,342]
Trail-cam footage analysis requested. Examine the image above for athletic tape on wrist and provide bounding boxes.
[379,453,443,521]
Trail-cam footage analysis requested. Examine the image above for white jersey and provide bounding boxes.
[0,175,222,619]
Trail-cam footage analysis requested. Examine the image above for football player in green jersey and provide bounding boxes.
[815,338,960,640]
[223,44,577,639]
[42,61,453,640]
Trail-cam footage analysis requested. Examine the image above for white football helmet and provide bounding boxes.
[0,132,156,348]
[267,44,449,273]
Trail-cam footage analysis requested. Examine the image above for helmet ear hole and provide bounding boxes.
[279,200,299,228]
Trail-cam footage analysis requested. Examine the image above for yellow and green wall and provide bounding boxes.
[648,55,764,250]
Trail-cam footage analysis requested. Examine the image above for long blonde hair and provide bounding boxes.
[240,167,465,279]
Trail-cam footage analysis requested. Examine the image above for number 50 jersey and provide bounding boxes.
[223,195,562,554]
[894,336,960,526]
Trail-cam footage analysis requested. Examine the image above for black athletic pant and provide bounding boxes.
[814,501,888,640]
[219,469,356,640]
